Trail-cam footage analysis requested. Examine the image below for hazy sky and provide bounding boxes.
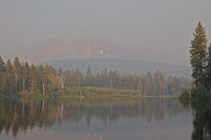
[1,0,211,65]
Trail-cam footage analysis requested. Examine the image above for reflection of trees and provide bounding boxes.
[0,97,190,137]
[191,101,211,140]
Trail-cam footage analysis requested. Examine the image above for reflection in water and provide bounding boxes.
[0,97,190,138]
[191,101,211,140]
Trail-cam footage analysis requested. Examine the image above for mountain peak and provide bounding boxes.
[72,34,118,58]
[14,35,119,63]
[72,34,115,46]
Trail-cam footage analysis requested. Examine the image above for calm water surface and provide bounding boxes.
[0,97,209,140]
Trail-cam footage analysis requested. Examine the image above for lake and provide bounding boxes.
[0,97,210,140]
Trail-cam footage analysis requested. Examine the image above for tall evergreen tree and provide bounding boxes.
[38,65,46,94]
[58,66,64,89]
[22,62,30,93]
[101,68,108,87]
[29,64,37,93]
[84,66,92,86]
[6,59,13,76]
[0,56,4,74]
[0,73,7,94]
[6,59,15,93]
[206,43,211,89]
[154,71,165,95]
[13,57,21,93]
[190,22,208,88]
[44,65,48,94]
[64,70,71,88]
[0,56,6,94]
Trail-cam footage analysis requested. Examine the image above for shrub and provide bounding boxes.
[179,90,189,100]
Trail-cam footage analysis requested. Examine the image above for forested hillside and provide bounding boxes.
[42,58,191,79]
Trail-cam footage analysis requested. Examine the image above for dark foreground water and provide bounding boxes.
[0,97,210,140]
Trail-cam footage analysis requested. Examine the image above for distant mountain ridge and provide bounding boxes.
[13,34,120,64]
[9,34,191,78]
[42,58,191,79]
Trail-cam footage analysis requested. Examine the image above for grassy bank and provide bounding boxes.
[56,87,141,97]
[0,87,180,98]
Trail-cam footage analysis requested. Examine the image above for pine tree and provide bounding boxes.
[22,62,30,93]
[154,71,165,95]
[0,73,7,94]
[44,65,48,94]
[190,22,208,88]
[85,66,92,86]
[64,70,71,88]
[38,65,46,94]
[29,64,37,93]
[206,43,211,89]
[6,59,15,93]
[101,68,108,87]
[6,59,13,76]
[73,68,82,87]
[13,57,21,93]
[58,66,64,89]
[0,56,6,94]
[0,56,4,74]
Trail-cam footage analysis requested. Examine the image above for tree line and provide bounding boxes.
[0,56,190,96]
